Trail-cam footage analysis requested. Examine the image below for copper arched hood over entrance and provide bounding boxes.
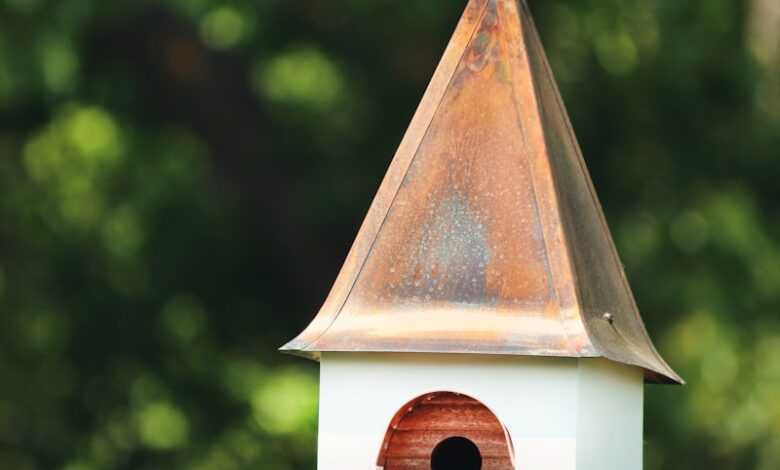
[281,0,683,385]
[377,392,515,470]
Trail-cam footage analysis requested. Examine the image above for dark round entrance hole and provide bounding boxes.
[431,436,482,470]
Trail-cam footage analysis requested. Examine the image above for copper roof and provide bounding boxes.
[281,0,682,384]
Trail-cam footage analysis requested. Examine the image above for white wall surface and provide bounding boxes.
[576,358,644,470]
[316,352,642,470]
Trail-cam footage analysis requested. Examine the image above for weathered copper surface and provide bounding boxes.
[281,0,682,384]
[378,392,514,470]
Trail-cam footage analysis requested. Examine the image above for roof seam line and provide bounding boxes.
[513,0,589,353]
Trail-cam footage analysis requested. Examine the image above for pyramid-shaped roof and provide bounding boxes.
[282,0,682,384]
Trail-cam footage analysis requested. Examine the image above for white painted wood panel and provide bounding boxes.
[316,353,643,470]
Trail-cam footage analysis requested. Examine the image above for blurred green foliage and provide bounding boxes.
[0,0,778,469]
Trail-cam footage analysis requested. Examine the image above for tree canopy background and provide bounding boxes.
[1,0,779,469]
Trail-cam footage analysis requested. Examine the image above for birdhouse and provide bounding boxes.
[282,0,683,469]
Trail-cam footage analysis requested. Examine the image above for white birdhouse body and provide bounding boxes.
[317,353,643,470]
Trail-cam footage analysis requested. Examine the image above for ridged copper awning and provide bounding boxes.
[282,0,682,384]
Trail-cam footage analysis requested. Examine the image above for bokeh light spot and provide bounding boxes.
[252,46,345,111]
[200,7,245,50]
[135,402,190,450]
[102,206,145,260]
[38,36,79,93]
[160,295,207,344]
[595,31,638,76]
[251,369,317,435]
[66,107,121,160]
[22,105,126,231]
